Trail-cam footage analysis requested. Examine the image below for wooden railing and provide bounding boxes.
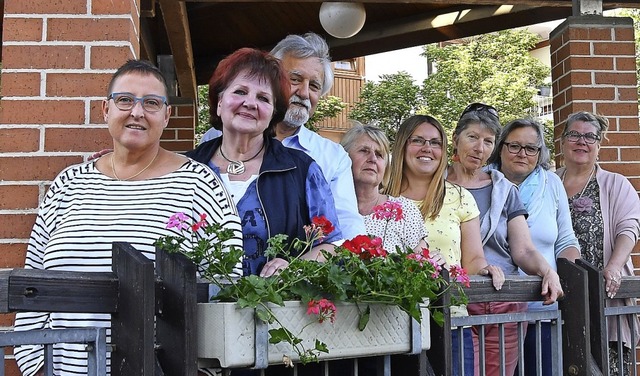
[1,246,640,375]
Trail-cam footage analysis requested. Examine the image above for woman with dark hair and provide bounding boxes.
[186,48,342,278]
[487,118,580,376]
[385,114,504,375]
[13,59,243,376]
[557,111,639,375]
[447,103,564,376]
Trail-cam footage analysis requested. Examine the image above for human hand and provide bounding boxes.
[88,148,113,161]
[428,250,447,268]
[260,257,290,277]
[603,267,623,298]
[478,265,505,290]
[540,269,564,305]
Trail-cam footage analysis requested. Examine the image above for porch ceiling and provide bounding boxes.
[2,0,636,99]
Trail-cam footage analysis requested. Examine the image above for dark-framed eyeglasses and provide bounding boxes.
[407,136,443,149]
[503,142,540,156]
[563,131,600,144]
[460,102,499,120]
[108,92,168,112]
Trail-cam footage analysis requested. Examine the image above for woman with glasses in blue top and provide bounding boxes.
[447,103,564,376]
[557,111,639,376]
[486,118,580,376]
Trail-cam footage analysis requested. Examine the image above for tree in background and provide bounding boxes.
[349,29,551,151]
[307,95,347,132]
[349,72,422,142]
[421,29,549,131]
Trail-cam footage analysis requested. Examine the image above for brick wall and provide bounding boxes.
[0,0,142,373]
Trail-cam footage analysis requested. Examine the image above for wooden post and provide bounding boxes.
[557,258,601,376]
[155,248,198,375]
[111,242,155,376]
[576,259,608,375]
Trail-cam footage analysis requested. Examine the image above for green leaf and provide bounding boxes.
[357,305,371,331]
[315,339,329,354]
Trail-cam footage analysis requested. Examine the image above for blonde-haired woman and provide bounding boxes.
[385,114,504,375]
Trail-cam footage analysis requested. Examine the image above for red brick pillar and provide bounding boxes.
[550,14,640,371]
[551,16,640,180]
[0,0,140,372]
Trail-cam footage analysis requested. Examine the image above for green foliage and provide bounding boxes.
[422,29,549,132]
[349,72,422,142]
[349,29,551,148]
[196,85,211,143]
[307,96,348,131]
[155,208,467,365]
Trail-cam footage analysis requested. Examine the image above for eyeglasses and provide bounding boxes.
[407,137,443,149]
[108,92,168,112]
[460,103,499,119]
[503,142,540,156]
[563,131,600,144]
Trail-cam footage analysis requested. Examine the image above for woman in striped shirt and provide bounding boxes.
[13,60,243,376]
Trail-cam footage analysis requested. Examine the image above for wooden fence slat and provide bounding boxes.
[6,269,118,313]
[155,248,198,376]
[111,242,155,376]
[576,259,608,375]
[558,258,597,376]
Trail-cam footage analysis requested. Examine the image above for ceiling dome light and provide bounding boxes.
[319,2,366,39]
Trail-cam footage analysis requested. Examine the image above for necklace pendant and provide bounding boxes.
[227,161,245,175]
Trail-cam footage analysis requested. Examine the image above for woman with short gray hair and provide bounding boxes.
[487,118,580,376]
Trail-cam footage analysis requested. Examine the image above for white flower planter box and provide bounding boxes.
[197,301,430,368]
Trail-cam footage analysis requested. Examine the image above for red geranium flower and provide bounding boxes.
[343,235,387,260]
[306,298,337,323]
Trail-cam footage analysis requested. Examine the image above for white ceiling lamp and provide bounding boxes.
[319,2,366,39]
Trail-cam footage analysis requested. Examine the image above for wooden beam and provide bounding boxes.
[2,269,118,314]
[328,5,573,60]
[179,0,640,7]
[158,0,197,100]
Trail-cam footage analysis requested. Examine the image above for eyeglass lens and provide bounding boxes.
[408,137,443,148]
[504,142,539,156]
[109,93,166,112]
[565,131,599,144]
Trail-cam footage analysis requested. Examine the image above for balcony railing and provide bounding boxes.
[0,244,639,375]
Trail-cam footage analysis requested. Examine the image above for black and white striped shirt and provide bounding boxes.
[14,158,243,376]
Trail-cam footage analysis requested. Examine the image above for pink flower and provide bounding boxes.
[372,201,404,222]
[572,196,593,213]
[449,265,470,287]
[304,216,335,242]
[406,247,431,266]
[166,212,189,230]
[191,213,208,231]
[306,298,337,323]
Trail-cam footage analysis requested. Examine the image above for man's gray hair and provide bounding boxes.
[270,32,334,96]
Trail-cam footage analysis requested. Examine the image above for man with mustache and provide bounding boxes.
[203,33,365,239]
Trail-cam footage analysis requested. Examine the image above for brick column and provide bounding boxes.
[0,0,141,366]
[550,15,640,183]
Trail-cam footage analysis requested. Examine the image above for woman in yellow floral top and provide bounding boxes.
[385,114,504,376]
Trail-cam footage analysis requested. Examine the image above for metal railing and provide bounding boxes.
[0,328,107,376]
[2,245,640,375]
